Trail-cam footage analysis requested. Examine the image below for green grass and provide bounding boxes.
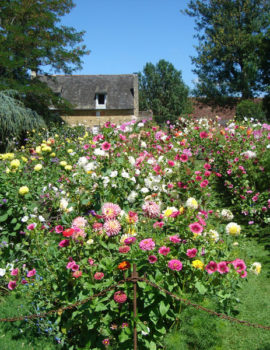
[0,292,60,350]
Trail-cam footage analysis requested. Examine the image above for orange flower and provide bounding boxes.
[220,129,226,135]
[118,261,131,271]
[247,128,253,136]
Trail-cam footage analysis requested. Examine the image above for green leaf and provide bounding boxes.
[119,331,130,343]
[159,300,170,316]
[195,281,207,295]
[149,341,157,350]
[0,213,8,222]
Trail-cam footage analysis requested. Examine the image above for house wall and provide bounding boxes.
[61,109,135,127]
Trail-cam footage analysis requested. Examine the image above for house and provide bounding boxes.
[41,74,139,127]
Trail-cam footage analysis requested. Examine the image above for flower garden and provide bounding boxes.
[0,117,269,349]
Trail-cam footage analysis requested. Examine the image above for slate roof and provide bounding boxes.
[40,74,136,110]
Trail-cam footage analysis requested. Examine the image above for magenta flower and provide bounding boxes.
[8,280,17,290]
[186,248,197,258]
[168,259,183,271]
[27,269,36,278]
[180,154,188,162]
[232,259,246,272]
[169,235,181,243]
[101,141,111,151]
[11,268,19,276]
[217,261,230,274]
[59,239,70,248]
[205,261,218,274]
[102,338,110,346]
[199,131,208,138]
[189,222,203,235]
[158,246,170,256]
[139,238,155,251]
[114,291,127,304]
[124,237,136,245]
[148,255,158,264]
[66,261,75,269]
[27,223,36,230]
[55,225,64,233]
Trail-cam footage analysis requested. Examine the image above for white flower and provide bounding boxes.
[86,239,94,245]
[135,169,141,175]
[121,169,130,178]
[127,191,138,203]
[110,170,118,178]
[60,198,69,210]
[147,158,154,165]
[0,268,6,277]
[130,176,136,183]
[38,215,45,222]
[141,141,147,148]
[141,187,149,194]
[128,156,136,166]
[226,222,241,235]
[250,262,262,275]
[77,156,88,167]
[83,162,97,172]
[241,150,257,159]
[221,209,234,221]
[204,229,219,242]
[142,327,150,336]
[186,197,198,210]
[94,148,106,157]
[138,122,144,127]
[21,215,29,222]
[102,176,110,185]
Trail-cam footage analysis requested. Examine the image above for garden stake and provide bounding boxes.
[132,264,138,350]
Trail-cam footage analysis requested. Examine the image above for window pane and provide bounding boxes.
[98,94,105,104]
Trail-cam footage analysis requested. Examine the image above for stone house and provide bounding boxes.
[41,74,139,127]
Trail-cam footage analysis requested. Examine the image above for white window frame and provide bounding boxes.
[95,93,106,109]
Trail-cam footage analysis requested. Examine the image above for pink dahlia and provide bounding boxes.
[168,259,183,271]
[102,202,121,220]
[186,248,197,258]
[139,238,155,251]
[217,261,229,274]
[71,227,86,240]
[119,245,131,254]
[189,222,203,235]
[104,219,121,236]
[205,261,218,274]
[72,216,88,229]
[8,280,17,290]
[158,246,170,256]
[169,235,181,243]
[142,201,160,218]
[199,131,208,139]
[148,255,158,264]
[114,291,127,304]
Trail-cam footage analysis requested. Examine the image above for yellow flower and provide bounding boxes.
[54,134,59,138]
[65,165,72,170]
[60,161,67,167]
[34,164,43,171]
[21,156,28,162]
[19,186,29,195]
[192,260,204,270]
[250,262,261,275]
[164,208,173,217]
[50,152,56,157]
[179,207,185,214]
[226,222,241,236]
[4,153,15,160]
[6,167,10,174]
[67,149,73,153]
[41,145,52,152]
[10,159,20,168]
[186,197,198,210]
[35,146,42,154]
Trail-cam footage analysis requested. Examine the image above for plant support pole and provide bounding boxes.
[132,264,138,350]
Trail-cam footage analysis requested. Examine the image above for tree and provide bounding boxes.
[139,60,190,123]
[183,0,270,100]
[0,0,89,117]
[0,90,46,151]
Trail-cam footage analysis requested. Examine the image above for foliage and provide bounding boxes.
[183,0,270,100]
[0,90,46,152]
[0,118,267,349]
[235,100,266,122]
[139,59,191,124]
[0,0,89,118]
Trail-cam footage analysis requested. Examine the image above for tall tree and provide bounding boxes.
[139,59,190,123]
[0,0,89,117]
[183,0,270,100]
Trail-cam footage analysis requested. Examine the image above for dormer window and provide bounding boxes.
[96,93,106,109]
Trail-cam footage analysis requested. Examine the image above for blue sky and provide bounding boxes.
[60,0,198,90]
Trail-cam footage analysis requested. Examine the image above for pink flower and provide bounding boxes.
[204,163,211,170]
[169,235,181,243]
[142,201,160,218]
[139,238,155,251]
[71,264,79,271]
[124,236,136,245]
[83,144,90,150]
[168,160,175,167]
[101,141,111,151]
[180,154,188,162]
[27,223,36,230]
[168,259,183,271]
[59,239,70,248]
[153,221,164,228]
[239,270,247,278]
[217,261,229,274]
[158,246,170,256]
[72,270,82,278]
[199,131,208,138]
[72,216,87,229]
[186,248,197,258]
[11,268,19,276]
[55,225,64,233]
[102,338,110,346]
[232,259,246,272]
[114,291,127,303]
[189,222,203,235]
[119,245,131,254]
[88,258,95,265]
[200,180,209,188]
[8,280,17,290]
[148,255,158,264]
[104,219,121,236]
[205,261,218,274]
[71,227,86,240]
[27,269,36,278]
[102,203,121,220]
[66,261,76,269]
[94,272,104,280]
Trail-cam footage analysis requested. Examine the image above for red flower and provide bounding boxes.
[72,270,82,278]
[114,291,127,303]
[63,228,75,237]
[117,261,131,271]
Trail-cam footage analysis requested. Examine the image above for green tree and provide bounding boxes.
[183,0,270,100]
[139,59,190,123]
[0,0,89,118]
[0,90,46,151]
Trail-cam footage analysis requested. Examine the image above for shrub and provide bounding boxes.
[235,100,266,122]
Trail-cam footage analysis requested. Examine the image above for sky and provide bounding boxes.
[60,0,198,90]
